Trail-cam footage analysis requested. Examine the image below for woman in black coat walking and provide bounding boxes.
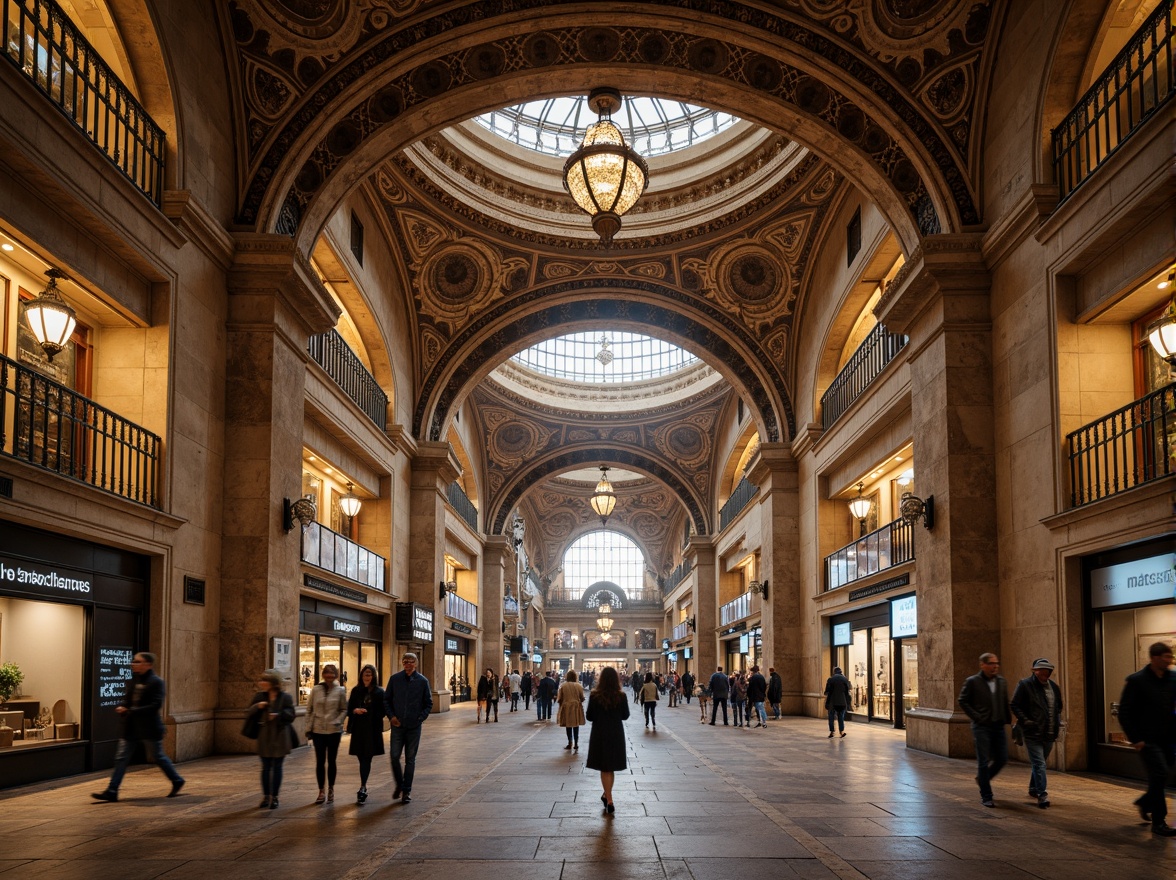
[586,666,630,814]
[347,664,385,804]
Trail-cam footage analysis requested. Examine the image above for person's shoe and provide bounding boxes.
[393,785,402,800]
[1135,798,1151,823]
[269,797,279,809]
[828,732,834,738]
[314,789,326,805]
[168,779,185,798]
[645,722,648,728]
[981,798,995,808]
[708,721,715,725]
[494,717,498,722]
[1037,794,1050,809]
[357,788,367,805]
[327,787,334,803]
[259,796,271,808]
[564,743,573,750]
[1152,824,1176,837]
[573,744,578,751]
[606,802,615,814]
[1029,788,1039,798]
[401,792,412,804]
[91,790,118,803]
[840,731,846,737]
[754,723,763,728]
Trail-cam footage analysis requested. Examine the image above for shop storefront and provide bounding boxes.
[0,520,149,788]
[444,635,471,702]
[298,596,382,704]
[721,626,761,672]
[830,594,919,728]
[1085,538,1175,780]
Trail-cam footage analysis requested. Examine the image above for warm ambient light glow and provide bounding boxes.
[23,268,76,362]
[590,465,617,525]
[339,482,362,518]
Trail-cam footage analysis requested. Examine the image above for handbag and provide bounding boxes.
[287,722,301,749]
[241,712,260,740]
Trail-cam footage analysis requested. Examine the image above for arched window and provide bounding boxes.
[563,531,646,599]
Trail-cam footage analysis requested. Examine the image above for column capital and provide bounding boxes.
[229,233,340,336]
[482,535,511,566]
[686,535,715,565]
[411,441,461,487]
[874,234,988,335]
[746,442,797,487]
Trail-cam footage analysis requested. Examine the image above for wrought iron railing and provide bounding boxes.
[301,521,386,591]
[445,591,478,627]
[307,330,388,430]
[821,323,909,429]
[2,0,165,204]
[824,517,914,591]
[719,476,758,530]
[664,560,692,592]
[446,481,478,531]
[719,590,761,627]
[1067,382,1175,506]
[1053,0,1174,202]
[672,620,691,641]
[544,587,664,608]
[0,354,160,506]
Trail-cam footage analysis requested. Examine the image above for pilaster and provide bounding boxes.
[482,536,509,677]
[687,537,717,676]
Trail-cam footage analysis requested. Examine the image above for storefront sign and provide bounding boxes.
[833,622,852,646]
[304,574,368,603]
[891,595,918,638]
[271,637,293,675]
[97,646,133,708]
[451,622,472,635]
[396,602,434,643]
[848,573,910,602]
[332,619,361,634]
[739,633,749,654]
[1091,554,1176,609]
[531,653,542,663]
[683,647,692,659]
[445,636,459,653]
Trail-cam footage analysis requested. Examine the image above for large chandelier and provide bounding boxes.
[23,268,77,361]
[596,602,614,633]
[590,465,617,525]
[563,88,649,244]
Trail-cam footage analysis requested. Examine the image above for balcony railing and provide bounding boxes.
[719,476,758,530]
[672,620,691,641]
[1067,381,1175,507]
[1053,0,1174,202]
[301,521,386,591]
[719,590,761,627]
[664,560,692,592]
[445,591,478,628]
[446,481,478,531]
[307,330,388,430]
[544,587,664,608]
[824,517,914,591]
[3,0,165,204]
[821,323,909,429]
[0,354,160,506]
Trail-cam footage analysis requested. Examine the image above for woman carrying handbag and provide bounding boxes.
[244,669,296,809]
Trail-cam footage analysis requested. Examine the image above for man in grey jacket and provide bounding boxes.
[958,652,1009,808]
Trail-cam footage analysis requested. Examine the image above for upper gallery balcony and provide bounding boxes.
[301,521,386,592]
[718,475,758,531]
[307,330,388,431]
[0,353,160,507]
[445,481,478,531]
[444,591,478,628]
[824,517,915,592]
[3,0,165,204]
[820,323,909,430]
[1067,381,1175,507]
[1053,0,1174,203]
[719,589,762,627]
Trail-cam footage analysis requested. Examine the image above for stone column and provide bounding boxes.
[217,235,339,751]
[874,235,997,758]
[687,537,717,676]
[747,443,801,712]
[408,441,460,712]
[481,536,509,678]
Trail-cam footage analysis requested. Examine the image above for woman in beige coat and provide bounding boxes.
[556,670,587,751]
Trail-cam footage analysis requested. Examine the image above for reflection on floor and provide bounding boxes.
[0,701,1167,879]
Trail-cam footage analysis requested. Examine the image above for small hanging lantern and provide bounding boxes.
[23,268,77,361]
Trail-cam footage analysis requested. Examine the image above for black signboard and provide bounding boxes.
[97,645,133,709]
[395,602,434,643]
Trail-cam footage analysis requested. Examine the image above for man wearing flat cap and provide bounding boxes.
[384,652,432,804]
[1011,658,1064,809]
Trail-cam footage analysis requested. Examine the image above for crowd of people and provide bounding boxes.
[86,646,1175,832]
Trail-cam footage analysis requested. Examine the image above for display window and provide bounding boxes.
[0,596,84,748]
[297,632,379,705]
[834,602,916,727]
[1102,604,1174,746]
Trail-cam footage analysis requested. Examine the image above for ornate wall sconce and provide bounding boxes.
[283,496,316,532]
[749,579,769,600]
[900,492,935,530]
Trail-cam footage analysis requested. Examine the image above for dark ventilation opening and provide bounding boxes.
[846,207,861,267]
[737,398,744,423]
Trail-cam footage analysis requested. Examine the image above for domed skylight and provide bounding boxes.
[476,96,739,158]
[512,332,698,384]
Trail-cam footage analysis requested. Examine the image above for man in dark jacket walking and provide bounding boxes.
[1118,641,1176,836]
[824,667,852,737]
[92,652,185,802]
[520,670,533,710]
[681,671,695,704]
[1011,658,1063,808]
[384,652,432,803]
[767,667,783,720]
[536,670,558,721]
[958,652,1010,808]
[709,666,730,725]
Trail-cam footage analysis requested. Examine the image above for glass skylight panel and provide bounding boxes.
[564,530,646,598]
[476,96,738,158]
[511,331,697,383]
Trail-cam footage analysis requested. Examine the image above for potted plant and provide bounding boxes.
[0,661,23,705]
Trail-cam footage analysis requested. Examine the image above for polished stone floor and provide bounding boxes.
[0,699,1168,879]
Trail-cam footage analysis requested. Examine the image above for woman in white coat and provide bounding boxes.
[304,663,348,804]
[556,670,587,751]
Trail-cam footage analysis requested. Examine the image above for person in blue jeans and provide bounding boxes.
[958,652,1010,807]
[823,666,852,737]
[537,670,558,721]
[92,652,185,802]
[1011,658,1063,809]
[384,652,432,804]
[746,665,768,728]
